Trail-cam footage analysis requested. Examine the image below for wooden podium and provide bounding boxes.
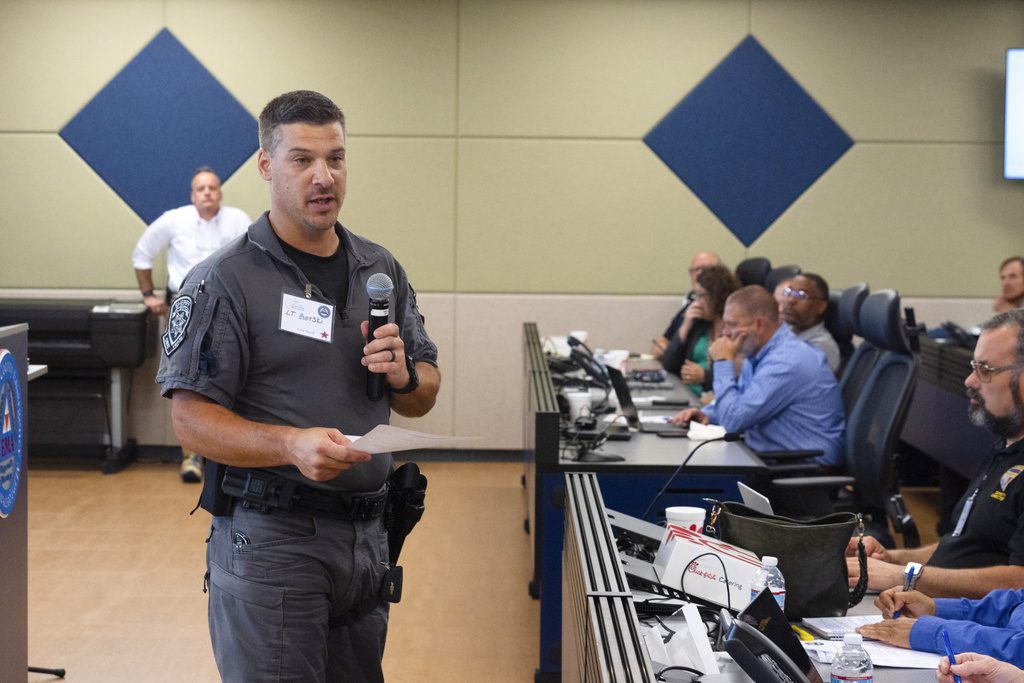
[0,324,29,681]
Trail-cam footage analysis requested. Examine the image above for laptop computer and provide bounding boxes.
[606,365,689,435]
[737,482,775,516]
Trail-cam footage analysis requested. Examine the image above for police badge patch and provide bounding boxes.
[163,296,193,356]
[1001,465,1024,492]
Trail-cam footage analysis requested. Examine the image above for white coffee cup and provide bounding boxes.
[565,391,592,422]
[665,506,706,534]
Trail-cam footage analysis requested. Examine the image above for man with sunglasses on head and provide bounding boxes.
[780,273,840,374]
[847,309,1024,599]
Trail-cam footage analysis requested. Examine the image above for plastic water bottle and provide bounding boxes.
[749,555,786,610]
[830,633,873,682]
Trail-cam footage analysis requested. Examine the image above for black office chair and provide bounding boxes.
[764,265,801,294]
[750,285,878,479]
[823,289,854,375]
[736,257,772,287]
[836,283,874,416]
[772,290,920,547]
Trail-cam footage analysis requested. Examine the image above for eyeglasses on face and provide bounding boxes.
[970,359,1024,383]
[782,286,823,301]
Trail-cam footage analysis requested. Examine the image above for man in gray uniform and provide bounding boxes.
[157,90,441,682]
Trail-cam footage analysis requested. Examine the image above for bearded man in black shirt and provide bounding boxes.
[846,309,1024,599]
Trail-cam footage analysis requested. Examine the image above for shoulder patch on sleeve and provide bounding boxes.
[162,296,194,356]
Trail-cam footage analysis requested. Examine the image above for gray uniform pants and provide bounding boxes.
[206,502,390,682]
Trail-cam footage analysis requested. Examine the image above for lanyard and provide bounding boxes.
[951,488,977,537]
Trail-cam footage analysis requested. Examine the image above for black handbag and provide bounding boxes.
[706,500,868,620]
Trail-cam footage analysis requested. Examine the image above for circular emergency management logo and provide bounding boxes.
[0,349,24,518]
[318,305,331,318]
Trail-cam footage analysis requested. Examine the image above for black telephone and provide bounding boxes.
[569,347,611,388]
[721,589,822,683]
[723,619,813,683]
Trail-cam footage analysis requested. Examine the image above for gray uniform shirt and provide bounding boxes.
[793,321,840,374]
[156,212,438,492]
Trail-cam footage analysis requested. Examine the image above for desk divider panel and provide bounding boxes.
[563,472,655,682]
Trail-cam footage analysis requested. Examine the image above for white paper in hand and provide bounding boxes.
[347,425,483,454]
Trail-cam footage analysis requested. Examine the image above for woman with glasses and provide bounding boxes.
[660,264,741,397]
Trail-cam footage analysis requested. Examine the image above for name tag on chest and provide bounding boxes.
[280,292,335,343]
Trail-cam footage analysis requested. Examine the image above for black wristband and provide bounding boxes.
[141,289,155,298]
[390,355,420,394]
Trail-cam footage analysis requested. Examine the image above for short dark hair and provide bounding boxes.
[258,90,346,152]
[696,265,741,318]
[1000,256,1024,272]
[795,272,830,301]
[981,309,1024,365]
[191,166,218,181]
[727,285,779,324]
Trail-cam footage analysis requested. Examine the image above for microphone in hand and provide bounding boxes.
[366,272,394,402]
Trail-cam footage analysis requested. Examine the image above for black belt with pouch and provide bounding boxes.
[220,467,388,520]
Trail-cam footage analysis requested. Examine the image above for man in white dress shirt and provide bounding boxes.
[132,167,251,315]
[131,167,251,481]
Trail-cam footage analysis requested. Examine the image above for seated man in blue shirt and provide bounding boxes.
[669,285,845,467]
[857,586,1024,670]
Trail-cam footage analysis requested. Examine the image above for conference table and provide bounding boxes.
[563,471,939,682]
[523,323,769,682]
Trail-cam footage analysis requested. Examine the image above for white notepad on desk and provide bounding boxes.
[801,615,883,640]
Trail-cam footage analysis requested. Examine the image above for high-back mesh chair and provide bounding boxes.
[735,257,772,287]
[837,283,873,415]
[773,289,920,547]
[764,265,802,294]
[824,288,854,375]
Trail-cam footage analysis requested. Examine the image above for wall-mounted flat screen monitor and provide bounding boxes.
[1006,49,1024,179]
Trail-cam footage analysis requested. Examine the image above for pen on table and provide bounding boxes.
[941,629,962,683]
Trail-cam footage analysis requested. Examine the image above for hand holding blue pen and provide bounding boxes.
[893,561,922,618]
[941,630,963,683]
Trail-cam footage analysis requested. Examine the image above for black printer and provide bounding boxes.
[0,299,155,472]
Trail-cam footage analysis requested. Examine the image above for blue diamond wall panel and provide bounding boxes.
[60,28,258,225]
[645,35,853,247]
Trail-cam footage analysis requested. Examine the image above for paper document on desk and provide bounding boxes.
[803,639,940,668]
[347,425,483,454]
[686,422,727,442]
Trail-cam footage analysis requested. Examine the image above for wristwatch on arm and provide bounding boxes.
[903,562,923,591]
[390,355,420,394]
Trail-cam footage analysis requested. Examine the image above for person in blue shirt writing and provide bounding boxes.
[668,285,845,467]
[857,587,1024,671]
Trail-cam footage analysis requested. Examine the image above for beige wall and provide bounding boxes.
[1,1,1022,448]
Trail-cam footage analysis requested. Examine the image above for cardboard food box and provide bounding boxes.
[654,524,762,611]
